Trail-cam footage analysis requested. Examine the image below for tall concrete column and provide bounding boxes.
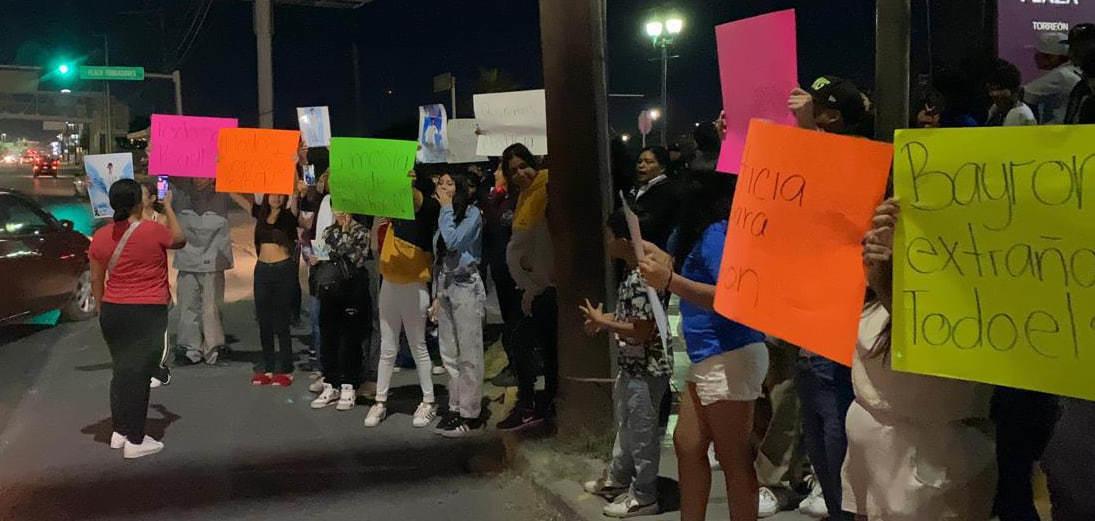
[539,0,614,434]
[875,0,911,142]
[254,0,275,128]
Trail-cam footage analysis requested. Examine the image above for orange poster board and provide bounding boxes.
[214,128,300,195]
[714,120,893,365]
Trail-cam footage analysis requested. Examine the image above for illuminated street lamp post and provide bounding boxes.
[645,13,683,146]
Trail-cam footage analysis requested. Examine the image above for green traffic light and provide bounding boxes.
[58,64,70,75]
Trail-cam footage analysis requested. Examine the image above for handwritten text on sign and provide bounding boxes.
[329,137,417,220]
[148,114,238,178]
[473,89,548,156]
[893,125,1095,401]
[214,128,300,195]
[714,120,893,365]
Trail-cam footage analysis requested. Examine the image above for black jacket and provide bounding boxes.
[634,177,681,251]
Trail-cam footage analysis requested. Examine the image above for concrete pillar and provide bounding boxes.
[539,0,614,435]
[875,0,911,142]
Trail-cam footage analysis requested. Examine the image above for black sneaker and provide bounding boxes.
[441,417,485,438]
[151,366,171,388]
[496,406,543,431]
[489,365,517,387]
[433,411,461,434]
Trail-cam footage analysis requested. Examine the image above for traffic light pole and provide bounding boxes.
[104,34,112,153]
[146,71,184,115]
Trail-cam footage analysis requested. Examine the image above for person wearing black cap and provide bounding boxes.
[1063,23,1095,123]
[788,76,869,136]
[780,76,868,521]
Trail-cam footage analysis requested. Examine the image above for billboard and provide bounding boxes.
[999,0,1095,83]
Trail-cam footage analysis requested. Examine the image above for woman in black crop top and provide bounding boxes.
[230,193,301,386]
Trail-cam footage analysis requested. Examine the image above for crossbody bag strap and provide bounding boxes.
[107,221,141,275]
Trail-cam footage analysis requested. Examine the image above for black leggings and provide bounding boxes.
[514,288,558,411]
[319,268,373,387]
[255,259,297,373]
[100,303,168,444]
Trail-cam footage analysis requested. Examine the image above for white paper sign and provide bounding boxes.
[417,104,449,163]
[297,106,331,148]
[473,89,548,156]
[621,192,669,349]
[84,153,135,219]
[447,119,488,164]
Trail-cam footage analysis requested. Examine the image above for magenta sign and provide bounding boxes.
[998,0,1095,83]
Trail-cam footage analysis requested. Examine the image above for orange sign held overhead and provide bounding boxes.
[714,120,893,365]
[214,128,301,195]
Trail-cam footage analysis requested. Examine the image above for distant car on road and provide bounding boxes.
[2,154,17,164]
[32,157,60,178]
[21,150,39,165]
[0,190,94,325]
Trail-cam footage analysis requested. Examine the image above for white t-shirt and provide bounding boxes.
[988,101,1037,127]
[1024,63,1082,124]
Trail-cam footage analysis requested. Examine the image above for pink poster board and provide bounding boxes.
[715,10,798,175]
[149,114,239,178]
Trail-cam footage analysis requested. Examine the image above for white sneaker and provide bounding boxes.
[310,384,339,409]
[150,377,164,389]
[798,477,828,518]
[758,486,781,518]
[123,435,164,459]
[110,432,126,449]
[308,376,326,393]
[412,402,438,428]
[603,493,659,518]
[431,365,445,376]
[363,403,387,427]
[336,384,356,410]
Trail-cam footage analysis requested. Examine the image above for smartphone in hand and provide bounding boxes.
[156,176,169,200]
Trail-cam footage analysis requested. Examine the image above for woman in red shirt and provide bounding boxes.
[89,179,186,459]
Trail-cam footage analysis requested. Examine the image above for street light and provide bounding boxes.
[644,12,685,146]
[645,21,663,38]
[648,109,661,121]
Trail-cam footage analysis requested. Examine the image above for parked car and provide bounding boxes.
[0,190,94,324]
[32,157,60,178]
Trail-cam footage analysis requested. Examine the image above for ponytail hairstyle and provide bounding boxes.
[109,179,142,222]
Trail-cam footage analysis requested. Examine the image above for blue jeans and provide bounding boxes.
[795,355,854,520]
[608,371,670,505]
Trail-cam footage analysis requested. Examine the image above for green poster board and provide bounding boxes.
[329,137,417,220]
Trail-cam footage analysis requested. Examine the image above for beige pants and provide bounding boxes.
[176,271,226,360]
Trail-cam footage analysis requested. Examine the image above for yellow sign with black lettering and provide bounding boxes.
[893,125,1095,401]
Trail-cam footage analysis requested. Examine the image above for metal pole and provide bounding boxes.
[254,0,275,129]
[104,34,113,153]
[450,75,457,119]
[172,70,183,115]
[660,42,668,147]
[874,0,911,142]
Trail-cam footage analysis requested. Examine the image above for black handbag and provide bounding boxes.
[311,258,351,300]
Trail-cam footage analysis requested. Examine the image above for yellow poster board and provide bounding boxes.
[893,125,1095,401]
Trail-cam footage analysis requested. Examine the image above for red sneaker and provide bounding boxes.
[251,373,273,386]
[271,373,294,387]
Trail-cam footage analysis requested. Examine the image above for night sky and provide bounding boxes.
[1,0,878,144]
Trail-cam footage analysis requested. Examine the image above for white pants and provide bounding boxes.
[376,280,434,403]
[437,272,486,419]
